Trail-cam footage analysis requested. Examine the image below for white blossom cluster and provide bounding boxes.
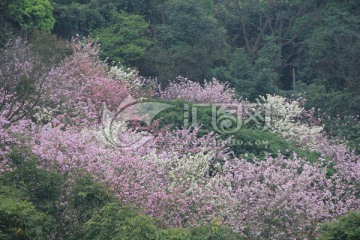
[168,151,214,186]
[33,106,58,123]
[162,151,228,195]
[110,65,140,88]
[255,94,323,151]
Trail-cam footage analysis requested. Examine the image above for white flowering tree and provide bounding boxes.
[255,94,323,151]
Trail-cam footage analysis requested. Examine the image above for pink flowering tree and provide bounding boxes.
[316,136,360,183]
[0,37,51,123]
[41,38,130,127]
[160,77,237,104]
[223,154,358,239]
[0,36,131,127]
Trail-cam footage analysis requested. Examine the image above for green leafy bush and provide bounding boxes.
[84,202,244,240]
[0,186,54,240]
[0,148,119,239]
[84,202,159,240]
[317,211,360,240]
[71,173,117,221]
[2,148,64,213]
[322,115,360,155]
[189,224,245,240]
[62,173,118,239]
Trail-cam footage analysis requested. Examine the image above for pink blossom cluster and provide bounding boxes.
[160,77,237,104]
[0,37,47,123]
[317,136,360,183]
[155,126,231,160]
[30,123,232,227]
[42,39,130,127]
[0,114,32,172]
[224,154,358,238]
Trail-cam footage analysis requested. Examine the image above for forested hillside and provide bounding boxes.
[1,0,360,239]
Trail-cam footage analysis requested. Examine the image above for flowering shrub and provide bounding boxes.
[0,37,49,123]
[156,126,231,161]
[224,154,358,239]
[147,151,231,227]
[42,38,130,126]
[254,94,324,151]
[110,65,139,83]
[316,136,360,183]
[110,65,160,99]
[252,95,360,185]
[160,77,237,104]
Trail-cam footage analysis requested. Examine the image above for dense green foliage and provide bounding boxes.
[212,41,280,100]
[84,203,243,239]
[318,211,360,240]
[0,0,55,45]
[0,149,62,239]
[0,186,54,239]
[1,0,358,119]
[93,12,152,66]
[143,0,229,83]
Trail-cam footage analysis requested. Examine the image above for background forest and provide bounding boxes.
[1,0,360,239]
[1,0,360,116]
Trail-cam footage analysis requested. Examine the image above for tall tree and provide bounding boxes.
[93,12,152,66]
[213,0,322,88]
[52,0,107,38]
[0,0,55,45]
[143,0,229,83]
[212,36,280,100]
[298,0,360,116]
[301,0,360,93]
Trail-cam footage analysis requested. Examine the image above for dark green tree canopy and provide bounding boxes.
[93,12,152,66]
[0,0,55,45]
[143,0,229,83]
